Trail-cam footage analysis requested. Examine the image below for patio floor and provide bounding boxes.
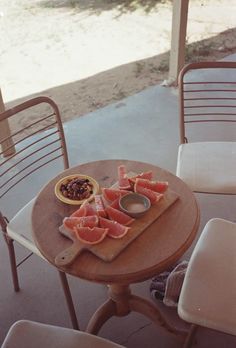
[1,54,236,347]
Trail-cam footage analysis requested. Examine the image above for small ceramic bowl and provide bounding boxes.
[119,192,151,218]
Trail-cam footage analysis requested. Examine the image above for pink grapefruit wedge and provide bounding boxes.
[135,178,168,193]
[99,217,130,239]
[118,164,131,190]
[105,205,135,226]
[74,226,108,245]
[109,198,120,210]
[71,201,98,217]
[94,195,107,218]
[134,184,163,205]
[63,216,98,231]
[128,171,153,189]
[102,187,129,203]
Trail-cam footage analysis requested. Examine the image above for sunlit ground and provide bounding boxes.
[1,0,236,107]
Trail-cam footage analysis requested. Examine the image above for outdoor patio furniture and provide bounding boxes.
[176,61,236,194]
[1,320,124,348]
[0,96,78,329]
[31,159,199,339]
[178,218,236,348]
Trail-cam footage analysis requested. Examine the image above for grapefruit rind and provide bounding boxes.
[63,216,99,231]
[134,183,164,204]
[99,217,130,239]
[71,201,98,217]
[109,198,120,210]
[94,195,107,218]
[118,165,131,190]
[105,205,135,226]
[135,178,168,193]
[74,226,108,245]
[102,187,129,202]
[129,171,153,182]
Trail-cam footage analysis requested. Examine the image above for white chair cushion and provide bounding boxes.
[7,198,44,258]
[178,218,236,336]
[1,320,124,348]
[176,141,236,194]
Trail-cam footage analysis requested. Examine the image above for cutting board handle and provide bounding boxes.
[55,242,83,267]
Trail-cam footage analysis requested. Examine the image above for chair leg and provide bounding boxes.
[58,270,79,330]
[5,236,20,292]
[183,324,198,348]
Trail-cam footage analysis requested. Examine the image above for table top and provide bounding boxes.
[32,160,200,285]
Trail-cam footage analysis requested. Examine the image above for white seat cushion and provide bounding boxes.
[178,218,236,336]
[1,320,124,348]
[7,198,44,258]
[176,142,236,194]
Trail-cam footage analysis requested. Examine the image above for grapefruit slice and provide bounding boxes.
[118,164,131,190]
[105,205,135,226]
[109,198,120,210]
[74,226,108,245]
[129,171,153,182]
[102,188,129,202]
[134,184,164,205]
[99,217,130,239]
[136,171,153,180]
[70,206,86,218]
[128,171,153,188]
[63,216,98,231]
[94,195,107,218]
[71,201,97,217]
[63,217,80,232]
[135,178,168,193]
[78,215,99,227]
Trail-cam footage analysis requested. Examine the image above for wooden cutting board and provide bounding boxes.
[55,189,179,266]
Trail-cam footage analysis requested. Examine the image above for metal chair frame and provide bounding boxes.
[179,61,236,144]
[0,96,79,329]
[177,61,236,194]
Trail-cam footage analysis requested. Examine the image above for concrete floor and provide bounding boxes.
[1,56,236,347]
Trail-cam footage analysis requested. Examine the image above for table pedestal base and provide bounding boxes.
[86,284,187,339]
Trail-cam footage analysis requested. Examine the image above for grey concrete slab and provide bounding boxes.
[65,85,179,174]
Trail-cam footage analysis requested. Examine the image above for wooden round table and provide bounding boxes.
[32,160,199,336]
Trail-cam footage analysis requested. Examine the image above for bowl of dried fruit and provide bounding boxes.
[54,174,99,205]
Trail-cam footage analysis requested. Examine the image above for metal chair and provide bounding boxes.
[178,218,236,348]
[0,96,78,329]
[1,320,125,348]
[176,61,236,194]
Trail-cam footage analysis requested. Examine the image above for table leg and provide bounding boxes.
[129,294,187,337]
[86,299,117,334]
[86,284,187,339]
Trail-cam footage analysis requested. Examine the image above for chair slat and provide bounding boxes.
[0,153,63,199]
[0,96,69,200]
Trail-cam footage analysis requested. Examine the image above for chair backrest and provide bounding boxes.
[0,96,69,215]
[178,61,236,144]
[1,320,125,348]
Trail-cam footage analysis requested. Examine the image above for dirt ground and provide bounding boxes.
[1,0,236,125]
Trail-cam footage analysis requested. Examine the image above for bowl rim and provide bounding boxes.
[119,192,151,215]
[54,174,99,205]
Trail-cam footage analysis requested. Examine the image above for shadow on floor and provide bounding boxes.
[36,0,167,14]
